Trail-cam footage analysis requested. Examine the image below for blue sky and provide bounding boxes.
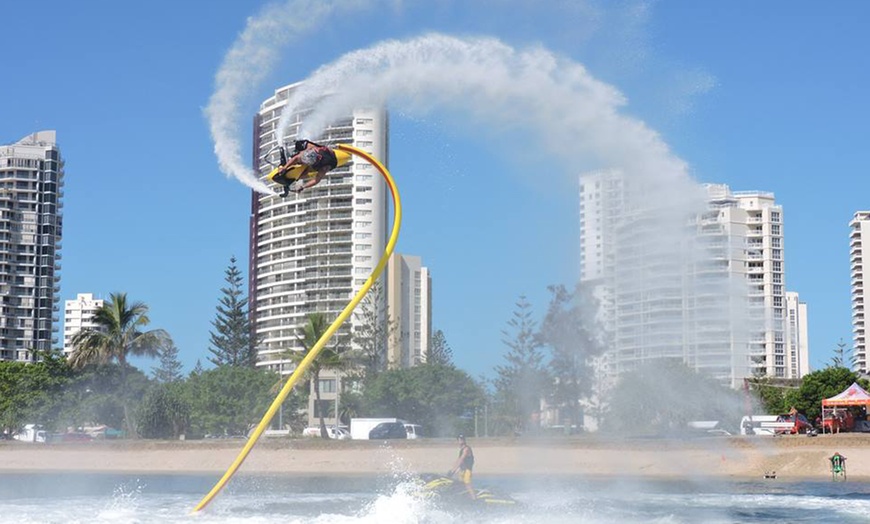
[2,1,868,378]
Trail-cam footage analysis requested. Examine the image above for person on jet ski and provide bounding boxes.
[448,434,475,499]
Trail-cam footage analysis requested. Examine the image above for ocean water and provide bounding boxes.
[0,472,867,523]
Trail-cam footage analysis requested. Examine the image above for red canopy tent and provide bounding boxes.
[821,382,870,433]
[822,382,870,407]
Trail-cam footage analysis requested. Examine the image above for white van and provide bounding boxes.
[13,424,46,443]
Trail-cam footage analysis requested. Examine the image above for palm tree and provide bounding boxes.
[285,312,348,439]
[68,292,171,437]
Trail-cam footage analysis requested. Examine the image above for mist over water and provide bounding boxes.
[3,472,870,523]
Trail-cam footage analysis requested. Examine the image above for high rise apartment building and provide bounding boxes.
[63,293,103,355]
[250,82,389,372]
[0,131,63,361]
[785,291,810,378]
[386,253,432,368]
[705,185,790,379]
[850,211,870,372]
[580,174,804,386]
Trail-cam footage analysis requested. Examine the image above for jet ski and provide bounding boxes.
[420,474,519,507]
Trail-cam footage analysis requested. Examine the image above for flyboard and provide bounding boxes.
[266,145,353,193]
[191,144,401,513]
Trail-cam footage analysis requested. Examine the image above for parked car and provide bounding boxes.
[368,422,408,440]
[775,414,813,434]
[302,426,350,439]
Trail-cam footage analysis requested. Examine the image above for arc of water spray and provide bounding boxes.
[277,33,693,192]
[204,0,383,193]
[191,145,401,513]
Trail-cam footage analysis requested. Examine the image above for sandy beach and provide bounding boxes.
[1,433,867,481]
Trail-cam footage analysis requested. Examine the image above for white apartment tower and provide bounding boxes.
[580,174,800,385]
[386,253,432,368]
[0,131,63,361]
[732,189,788,378]
[850,211,870,372]
[698,185,804,380]
[250,83,388,427]
[63,293,104,355]
[785,291,810,378]
[250,82,388,368]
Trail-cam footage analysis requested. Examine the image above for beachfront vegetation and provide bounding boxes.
[603,359,745,436]
[537,284,604,432]
[491,296,551,435]
[7,277,863,441]
[427,330,454,367]
[207,256,257,368]
[283,312,352,439]
[351,280,396,380]
[68,292,171,438]
[363,363,484,437]
[0,351,71,436]
[151,341,184,383]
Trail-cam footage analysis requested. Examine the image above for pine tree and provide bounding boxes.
[493,296,551,434]
[351,279,397,380]
[428,329,454,366]
[537,284,603,430]
[152,341,184,383]
[208,256,256,367]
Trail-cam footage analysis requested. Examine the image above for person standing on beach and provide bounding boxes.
[448,434,475,499]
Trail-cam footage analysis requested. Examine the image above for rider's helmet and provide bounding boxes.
[294,140,308,153]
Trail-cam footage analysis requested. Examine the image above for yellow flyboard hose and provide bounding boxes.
[192,144,401,513]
